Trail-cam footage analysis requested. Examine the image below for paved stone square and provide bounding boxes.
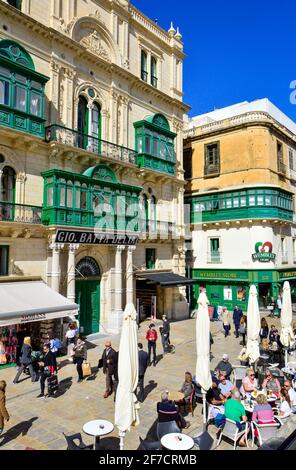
[0,314,289,450]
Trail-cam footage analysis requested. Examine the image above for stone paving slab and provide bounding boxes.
[0,314,289,450]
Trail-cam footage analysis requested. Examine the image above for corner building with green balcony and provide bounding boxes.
[184,99,296,313]
[0,0,191,361]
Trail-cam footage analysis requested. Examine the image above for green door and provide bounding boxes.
[75,280,100,335]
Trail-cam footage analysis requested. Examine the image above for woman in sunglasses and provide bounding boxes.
[240,368,258,400]
[262,369,281,397]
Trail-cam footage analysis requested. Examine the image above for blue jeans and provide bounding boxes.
[223,325,230,337]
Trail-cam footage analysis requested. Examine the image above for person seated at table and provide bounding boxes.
[269,325,280,344]
[262,369,281,397]
[224,389,248,447]
[260,318,269,343]
[240,368,258,399]
[252,394,276,424]
[279,388,292,416]
[206,382,225,418]
[179,371,194,404]
[218,373,234,399]
[215,354,233,380]
[283,380,296,413]
[157,391,190,429]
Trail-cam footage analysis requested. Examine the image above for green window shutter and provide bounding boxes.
[146,248,156,269]
[0,245,9,276]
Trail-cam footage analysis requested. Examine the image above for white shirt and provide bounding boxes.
[277,298,282,309]
[288,388,296,407]
[66,329,76,339]
[280,400,292,415]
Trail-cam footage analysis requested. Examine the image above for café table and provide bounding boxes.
[161,433,194,451]
[83,419,114,450]
[168,391,185,402]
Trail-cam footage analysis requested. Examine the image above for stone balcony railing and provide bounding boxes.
[45,124,137,166]
[0,202,42,224]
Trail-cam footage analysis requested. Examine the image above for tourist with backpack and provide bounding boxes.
[146,323,158,367]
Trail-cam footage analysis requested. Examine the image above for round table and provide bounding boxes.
[161,433,194,451]
[83,419,114,450]
[168,391,185,402]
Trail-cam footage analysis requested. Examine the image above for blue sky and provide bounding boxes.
[132,0,296,121]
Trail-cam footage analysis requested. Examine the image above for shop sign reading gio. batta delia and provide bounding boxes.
[252,242,276,262]
[55,229,138,246]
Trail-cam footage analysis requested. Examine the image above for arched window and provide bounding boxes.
[150,195,157,232]
[141,50,148,82]
[151,56,157,88]
[140,193,149,233]
[1,166,16,203]
[77,96,88,149]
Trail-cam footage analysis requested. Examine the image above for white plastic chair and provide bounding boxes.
[251,418,282,447]
[216,418,249,450]
[207,403,224,424]
[231,366,247,390]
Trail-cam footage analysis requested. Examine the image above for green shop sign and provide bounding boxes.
[192,269,249,281]
[252,242,276,263]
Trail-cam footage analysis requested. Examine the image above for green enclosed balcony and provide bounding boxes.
[190,187,294,224]
[134,113,176,176]
[0,39,49,138]
[41,165,142,233]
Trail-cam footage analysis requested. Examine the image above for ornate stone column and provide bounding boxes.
[50,243,64,292]
[67,244,79,302]
[115,245,125,316]
[126,246,136,304]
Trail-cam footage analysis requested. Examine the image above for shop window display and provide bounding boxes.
[0,326,17,366]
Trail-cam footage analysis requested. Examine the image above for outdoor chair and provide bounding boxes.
[193,382,203,402]
[180,389,196,417]
[231,366,247,390]
[206,402,223,425]
[62,432,93,450]
[251,419,282,448]
[156,420,181,440]
[139,437,161,450]
[216,418,249,450]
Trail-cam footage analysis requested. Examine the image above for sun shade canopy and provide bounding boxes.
[136,272,194,287]
[0,281,78,327]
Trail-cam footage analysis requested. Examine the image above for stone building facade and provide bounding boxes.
[184,99,296,312]
[0,0,189,341]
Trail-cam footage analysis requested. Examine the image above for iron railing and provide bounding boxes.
[207,252,222,263]
[204,163,220,176]
[0,202,42,224]
[45,124,137,165]
[278,161,287,175]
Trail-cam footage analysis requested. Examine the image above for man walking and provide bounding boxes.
[233,305,243,338]
[221,307,231,338]
[160,315,170,354]
[146,323,158,367]
[99,341,118,398]
[138,343,148,402]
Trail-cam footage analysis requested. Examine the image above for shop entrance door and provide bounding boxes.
[258,283,272,308]
[75,280,100,335]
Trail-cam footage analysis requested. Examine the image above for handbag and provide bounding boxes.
[82,361,92,377]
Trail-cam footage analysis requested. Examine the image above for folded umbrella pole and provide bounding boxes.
[115,303,140,450]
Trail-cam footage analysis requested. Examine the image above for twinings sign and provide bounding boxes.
[252,242,276,263]
[55,230,138,246]
[21,313,46,322]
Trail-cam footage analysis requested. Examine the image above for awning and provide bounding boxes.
[0,281,79,327]
[136,272,195,287]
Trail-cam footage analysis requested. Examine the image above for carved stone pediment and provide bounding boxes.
[79,28,110,62]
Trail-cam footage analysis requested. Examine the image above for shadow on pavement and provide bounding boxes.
[99,436,120,450]
[0,417,38,447]
[55,377,72,397]
[143,380,158,401]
